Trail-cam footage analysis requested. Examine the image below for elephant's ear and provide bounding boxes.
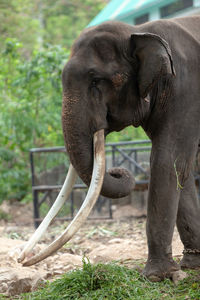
[131,33,175,98]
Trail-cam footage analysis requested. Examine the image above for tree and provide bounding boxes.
[0,0,107,55]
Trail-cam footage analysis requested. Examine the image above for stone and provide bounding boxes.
[172,270,188,285]
[0,267,46,296]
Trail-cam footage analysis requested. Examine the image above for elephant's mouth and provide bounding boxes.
[18,129,135,266]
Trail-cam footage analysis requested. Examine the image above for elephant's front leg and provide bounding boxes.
[143,147,181,281]
[177,172,200,269]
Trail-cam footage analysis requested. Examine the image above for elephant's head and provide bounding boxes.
[62,21,175,198]
[19,21,175,266]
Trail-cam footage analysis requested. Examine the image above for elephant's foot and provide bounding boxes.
[180,250,200,269]
[143,258,180,282]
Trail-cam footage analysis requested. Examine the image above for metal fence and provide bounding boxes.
[30,141,200,228]
[30,140,151,227]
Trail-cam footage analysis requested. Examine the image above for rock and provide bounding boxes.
[0,267,46,296]
[147,275,162,282]
[0,236,85,297]
[0,237,25,256]
[0,282,7,293]
[172,270,188,285]
[45,252,83,276]
[53,269,63,275]
[108,238,123,244]
[88,239,148,263]
[60,253,83,266]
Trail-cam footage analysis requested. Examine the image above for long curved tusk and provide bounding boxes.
[18,164,77,263]
[22,129,105,266]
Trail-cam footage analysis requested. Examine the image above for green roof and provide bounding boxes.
[88,0,165,26]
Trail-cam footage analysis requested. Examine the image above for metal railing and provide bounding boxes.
[30,141,200,228]
[30,140,151,227]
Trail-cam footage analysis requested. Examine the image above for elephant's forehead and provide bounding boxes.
[63,55,100,75]
[72,30,121,63]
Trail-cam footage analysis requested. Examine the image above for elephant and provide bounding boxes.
[18,15,200,281]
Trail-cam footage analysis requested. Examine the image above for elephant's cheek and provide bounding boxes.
[89,103,108,132]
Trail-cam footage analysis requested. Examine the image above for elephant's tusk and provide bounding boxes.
[18,164,78,263]
[22,129,105,266]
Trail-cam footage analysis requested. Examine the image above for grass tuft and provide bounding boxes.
[174,159,184,190]
[18,259,200,300]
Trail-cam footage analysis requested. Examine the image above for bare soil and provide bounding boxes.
[0,201,183,271]
[0,201,184,295]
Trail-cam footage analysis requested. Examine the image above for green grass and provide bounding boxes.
[16,259,200,300]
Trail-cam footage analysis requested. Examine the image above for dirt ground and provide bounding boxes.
[0,201,184,296]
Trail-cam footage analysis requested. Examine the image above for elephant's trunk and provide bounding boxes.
[21,130,106,266]
[62,92,135,198]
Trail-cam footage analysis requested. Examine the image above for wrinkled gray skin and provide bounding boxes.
[62,16,200,281]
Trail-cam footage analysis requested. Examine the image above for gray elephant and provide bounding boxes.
[19,16,200,281]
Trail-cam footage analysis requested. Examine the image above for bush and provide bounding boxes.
[0,39,68,203]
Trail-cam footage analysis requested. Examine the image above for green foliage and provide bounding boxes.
[107,126,148,143]
[174,158,184,190]
[0,0,107,55]
[0,39,68,203]
[41,0,107,50]
[20,260,200,299]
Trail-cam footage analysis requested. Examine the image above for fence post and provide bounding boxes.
[33,190,40,228]
[112,145,116,167]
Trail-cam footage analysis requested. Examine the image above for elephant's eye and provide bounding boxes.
[91,78,102,86]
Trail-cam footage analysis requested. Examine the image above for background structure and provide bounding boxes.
[89,0,200,26]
